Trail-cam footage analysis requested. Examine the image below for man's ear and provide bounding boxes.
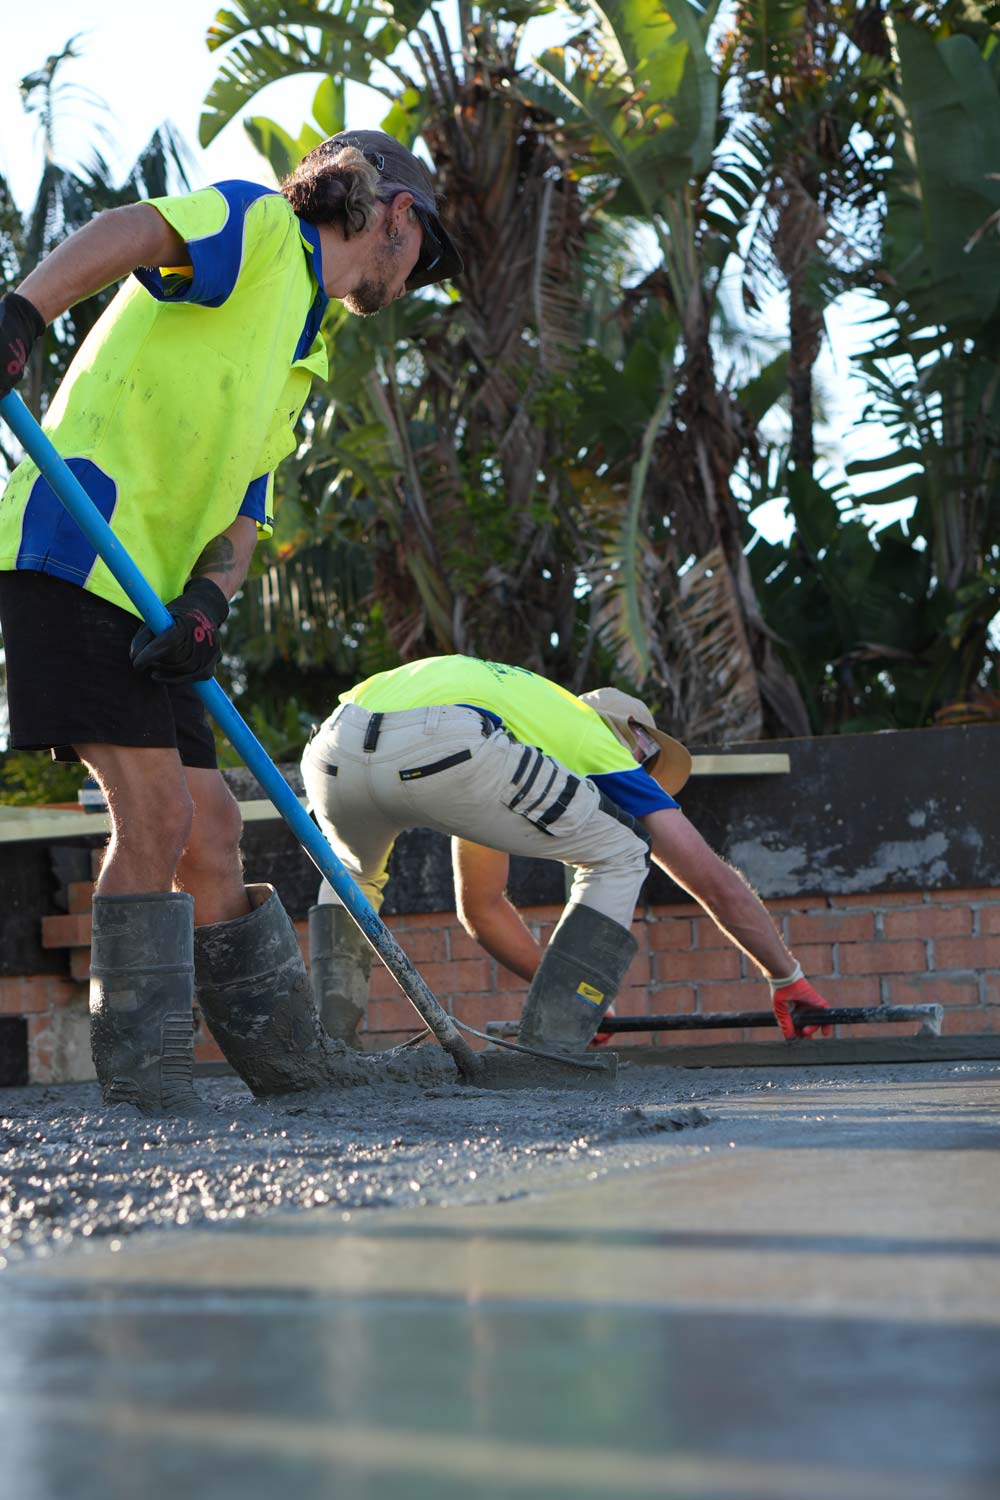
[388,191,416,231]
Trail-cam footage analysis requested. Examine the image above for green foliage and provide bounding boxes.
[243,115,322,179]
[197,0,998,743]
[734,351,790,424]
[829,14,1000,718]
[0,751,87,807]
[528,0,719,219]
[886,19,1000,330]
[213,696,319,767]
[744,461,937,732]
[200,0,421,148]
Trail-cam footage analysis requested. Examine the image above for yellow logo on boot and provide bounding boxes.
[576,981,605,1006]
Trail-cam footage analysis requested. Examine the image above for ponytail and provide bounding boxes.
[281,143,381,237]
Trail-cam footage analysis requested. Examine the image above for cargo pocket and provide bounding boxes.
[503,745,582,836]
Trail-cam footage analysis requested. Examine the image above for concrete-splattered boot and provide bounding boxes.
[89,892,201,1115]
[308,904,372,1049]
[518,905,638,1053]
[195,884,341,1096]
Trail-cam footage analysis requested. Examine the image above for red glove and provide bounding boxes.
[591,1004,615,1047]
[771,971,832,1040]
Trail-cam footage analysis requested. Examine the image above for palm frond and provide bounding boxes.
[200,0,415,147]
[665,546,763,742]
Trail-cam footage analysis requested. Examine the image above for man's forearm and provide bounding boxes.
[464,896,542,982]
[16,204,187,325]
[674,865,794,978]
[643,809,794,979]
[190,516,258,603]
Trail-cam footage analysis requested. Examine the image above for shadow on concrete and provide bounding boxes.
[1,1286,997,1500]
[288,1220,1000,1258]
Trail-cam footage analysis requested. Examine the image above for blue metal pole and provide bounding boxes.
[0,391,481,1080]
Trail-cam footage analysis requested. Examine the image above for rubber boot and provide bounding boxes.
[308,904,372,1048]
[518,904,638,1053]
[89,892,201,1115]
[194,884,342,1096]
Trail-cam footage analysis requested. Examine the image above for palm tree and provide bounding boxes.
[202,1,597,680]
[203,0,817,744]
[512,0,814,740]
[727,0,892,474]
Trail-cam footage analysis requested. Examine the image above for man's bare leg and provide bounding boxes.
[175,766,250,925]
[76,744,194,894]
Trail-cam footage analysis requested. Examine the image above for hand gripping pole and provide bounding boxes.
[0,391,483,1082]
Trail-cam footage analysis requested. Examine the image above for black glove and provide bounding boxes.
[0,292,46,398]
[130,577,230,685]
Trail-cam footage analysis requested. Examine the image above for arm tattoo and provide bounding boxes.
[191,535,236,577]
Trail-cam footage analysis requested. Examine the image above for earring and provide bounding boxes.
[388,226,399,257]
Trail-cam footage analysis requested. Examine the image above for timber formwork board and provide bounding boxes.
[611,1035,1000,1068]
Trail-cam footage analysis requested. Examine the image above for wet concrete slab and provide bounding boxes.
[2,1067,999,1498]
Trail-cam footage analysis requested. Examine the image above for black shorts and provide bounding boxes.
[0,569,217,769]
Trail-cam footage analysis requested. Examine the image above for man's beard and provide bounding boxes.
[341,268,392,318]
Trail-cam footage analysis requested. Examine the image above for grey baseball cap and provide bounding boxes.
[324,129,463,289]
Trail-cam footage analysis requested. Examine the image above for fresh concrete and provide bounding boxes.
[1,1063,999,1498]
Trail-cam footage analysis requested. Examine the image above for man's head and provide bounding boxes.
[579,687,692,795]
[281,130,463,313]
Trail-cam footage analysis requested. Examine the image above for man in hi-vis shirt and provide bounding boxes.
[0,132,462,1113]
[303,656,830,1054]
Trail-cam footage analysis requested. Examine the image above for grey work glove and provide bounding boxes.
[130,577,230,685]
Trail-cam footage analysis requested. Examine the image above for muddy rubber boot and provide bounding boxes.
[89,892,201,1115]
[518,905,638,1054]
[195,884,344,1096]
[308,904,372,1048]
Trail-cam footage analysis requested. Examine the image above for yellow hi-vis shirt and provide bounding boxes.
[344,655,678,818]
[0,182,328,616]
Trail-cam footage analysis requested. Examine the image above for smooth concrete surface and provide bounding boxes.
[2,1074,999,1499]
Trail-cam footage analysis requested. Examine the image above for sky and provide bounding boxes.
[0,0,363,202]
[0,1,907,542]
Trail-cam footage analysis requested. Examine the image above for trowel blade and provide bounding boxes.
[469,1049,618,1092]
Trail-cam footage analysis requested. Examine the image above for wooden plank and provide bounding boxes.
[690,753,790,776]
[0,752,792,845]
[0,807,111,842]
[614,1035,1000,1068]
[0,796,307,844]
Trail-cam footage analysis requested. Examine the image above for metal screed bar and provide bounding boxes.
[486,1003,945,1039]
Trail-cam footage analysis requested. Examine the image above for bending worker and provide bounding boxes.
[302,655,831,1053]
[0,132,462,1114]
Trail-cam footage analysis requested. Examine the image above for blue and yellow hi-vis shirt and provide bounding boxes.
[0,181,328,616]
[345,655,679,819]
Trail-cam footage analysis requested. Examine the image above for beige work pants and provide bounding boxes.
[301,702,650,926]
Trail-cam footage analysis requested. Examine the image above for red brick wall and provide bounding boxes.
[15,883,1000,1082]
[363,889,1000,1050]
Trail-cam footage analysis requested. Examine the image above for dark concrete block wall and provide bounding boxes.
[3,725,998,960]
